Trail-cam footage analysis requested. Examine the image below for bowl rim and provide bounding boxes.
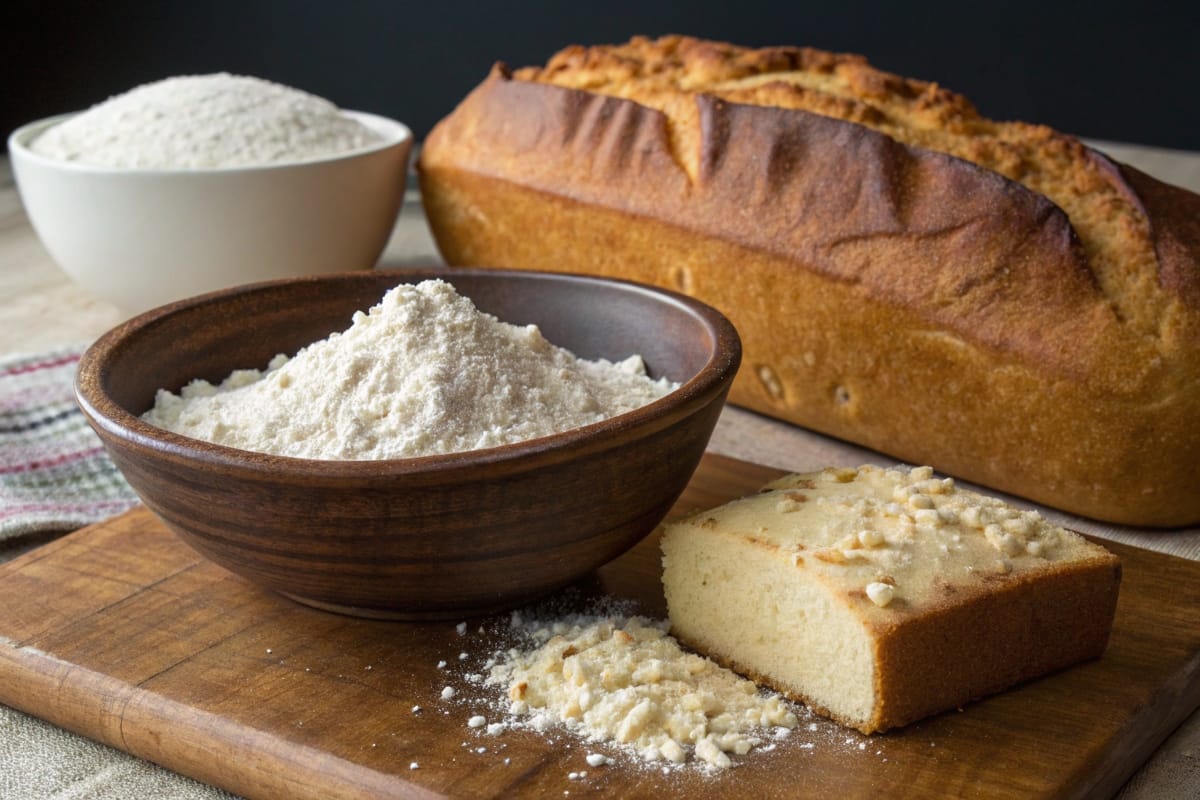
[8,109,412,175]
[75,268,742,481]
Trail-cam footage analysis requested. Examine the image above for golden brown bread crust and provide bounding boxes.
[418,36,1200,526]
[864,554,1121,732]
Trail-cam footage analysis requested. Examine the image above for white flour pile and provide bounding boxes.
[478,613,798,770]
[32,73,382,168]
[142,279,677,459]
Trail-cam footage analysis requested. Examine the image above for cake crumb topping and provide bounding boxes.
[865,582,895,607]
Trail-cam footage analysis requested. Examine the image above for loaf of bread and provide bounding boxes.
[659,464,1122,733]
[418,35,1200,527]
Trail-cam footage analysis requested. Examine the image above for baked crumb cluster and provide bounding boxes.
[486,614,797,769]
[760,465,1070,609]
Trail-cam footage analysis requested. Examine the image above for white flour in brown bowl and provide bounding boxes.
[141,279,677,459]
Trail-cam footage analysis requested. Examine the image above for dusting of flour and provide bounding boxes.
[142,279,677,459]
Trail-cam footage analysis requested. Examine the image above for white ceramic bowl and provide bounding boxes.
[9,111,412,314]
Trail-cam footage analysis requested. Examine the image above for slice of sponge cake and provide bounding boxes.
[660,465,1121,733]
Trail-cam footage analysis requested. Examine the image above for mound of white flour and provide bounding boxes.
[142,280,677,459]
[32,73,382,168]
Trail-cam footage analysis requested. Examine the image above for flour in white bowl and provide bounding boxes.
[141,280,678,460]
[32,73,383,169]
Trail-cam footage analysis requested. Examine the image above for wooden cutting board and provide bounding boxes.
[1,454,1198,800]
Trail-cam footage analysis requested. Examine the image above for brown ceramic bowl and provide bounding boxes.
[75,268,740,619]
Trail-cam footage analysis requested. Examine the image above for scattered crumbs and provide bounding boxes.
[265,648,273,654]
[412,705,422,714]
[457,622,468,635]
[425,592,906,779]
[478,599,797,771]
[409,762,419,770]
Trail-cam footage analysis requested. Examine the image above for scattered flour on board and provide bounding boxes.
[474,611,799,771]
[31,73,382,168]
[142,279,678,459]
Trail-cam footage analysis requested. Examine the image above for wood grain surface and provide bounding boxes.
[0,453,1198,800]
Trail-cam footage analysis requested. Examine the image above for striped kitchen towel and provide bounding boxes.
[0,347,140,539]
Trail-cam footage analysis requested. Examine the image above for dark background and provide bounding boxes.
[3,1,1197,151]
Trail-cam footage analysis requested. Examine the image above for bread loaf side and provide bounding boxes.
[659,464,1122,733]
[418,35,1200,526]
